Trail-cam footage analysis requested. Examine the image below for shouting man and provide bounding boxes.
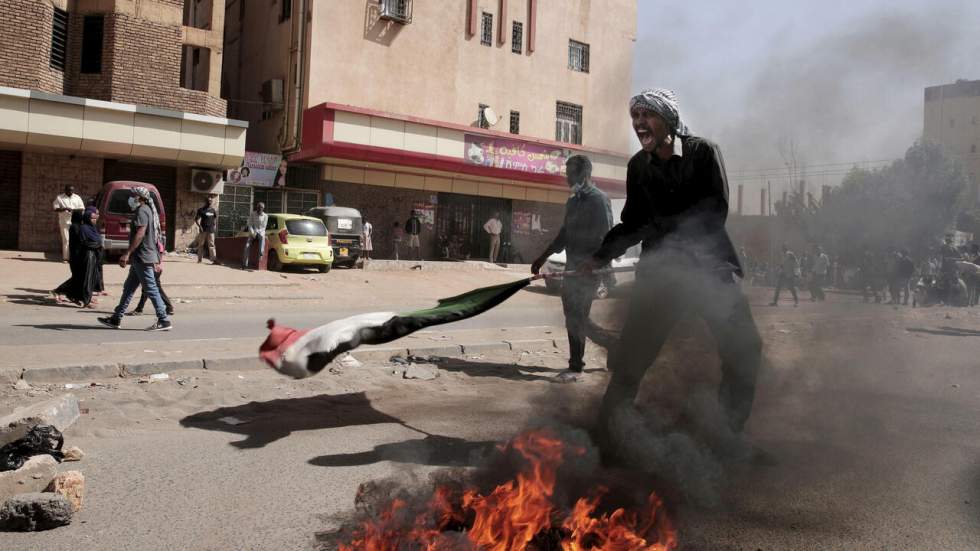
[586,88,762,435]
[532,155,616,382]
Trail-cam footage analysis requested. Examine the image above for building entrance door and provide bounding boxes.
[0,151,21,250]
[436,193,511,261]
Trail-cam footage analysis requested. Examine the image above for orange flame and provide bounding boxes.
[338,429,678,550]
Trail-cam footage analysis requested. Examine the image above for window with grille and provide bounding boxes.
[511,21,523,54]
[80,15,104,74]
[555,102,583,145]
[286,190,318,214]
[379,0,412,22]
[480,12,493,46]
[217,184,253,237]
[510,111,520,134]
[478,103,490,129]
[253,189,284,214]
[568,40,590,73]
[50,8,68,71]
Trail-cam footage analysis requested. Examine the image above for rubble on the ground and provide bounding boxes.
[0,455,57,501]
[403,364,439,381]
[46,471,84,512]
[0,394,79,447]
[0,492,73,531]
[62,446,84,462]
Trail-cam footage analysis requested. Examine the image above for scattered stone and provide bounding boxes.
[403,364,439,381]
[46,471,84,512]
[62,446,84,462]
[0,394,80,447]
[13,380,30,391]
[0,455,57,502]
[951,384,960,389]
[0,492,72,531]
[149,373,170,381]
[390,355,409,365]
[63,384,84,389]
[336,354,362,370]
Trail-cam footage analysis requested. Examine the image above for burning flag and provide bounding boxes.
[260,277,536,379]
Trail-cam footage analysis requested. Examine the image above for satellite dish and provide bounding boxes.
[483,106,499,126]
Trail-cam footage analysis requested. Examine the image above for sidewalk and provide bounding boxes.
[0,251,533,302]
[0,325,567,384]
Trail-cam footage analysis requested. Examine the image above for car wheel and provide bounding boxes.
[318,263,331,273]
[268,250,282,272]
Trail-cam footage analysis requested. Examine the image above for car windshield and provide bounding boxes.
[286,219,327,236]
[107,189,163,217]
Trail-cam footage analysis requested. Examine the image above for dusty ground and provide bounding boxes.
[1,253,979,549]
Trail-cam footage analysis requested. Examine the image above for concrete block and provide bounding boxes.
[0,455,58,502]
[406,345,462,357]
[0,369,23,385]
[22,363,120,384]
[349,347,407,364]
[504,339,556,352]
[122,359,204,376]
[204,357,267,371]
[460,342,512,355]
[0,394,80,447]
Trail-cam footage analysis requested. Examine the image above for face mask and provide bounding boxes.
[571,181,591,194]
[128,197,139,210]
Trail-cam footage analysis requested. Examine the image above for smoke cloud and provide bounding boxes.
[632,0,980,210]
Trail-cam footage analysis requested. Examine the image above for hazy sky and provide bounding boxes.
[632,0,980,213]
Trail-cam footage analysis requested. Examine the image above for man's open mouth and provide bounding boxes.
[636,128,655,147]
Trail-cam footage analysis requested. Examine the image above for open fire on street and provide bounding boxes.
[331,429,678,551]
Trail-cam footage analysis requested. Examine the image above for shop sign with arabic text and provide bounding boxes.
[464,135,570,176]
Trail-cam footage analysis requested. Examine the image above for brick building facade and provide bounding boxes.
[0,0,245,253]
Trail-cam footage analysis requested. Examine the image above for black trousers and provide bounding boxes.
[135,271,173,313]
[599,262,763,432]
[560,274,617,372]
[772,274,798,304]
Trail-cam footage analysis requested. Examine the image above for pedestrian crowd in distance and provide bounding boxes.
[743,237,980,308]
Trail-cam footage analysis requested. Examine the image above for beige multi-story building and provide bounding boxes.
[924,79,980,204]
[222,0,636,261]
[0,0,246,252]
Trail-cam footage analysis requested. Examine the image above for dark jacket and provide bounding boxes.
[405,217,422,235]
[541,185,613,269]
[592,136,742,277]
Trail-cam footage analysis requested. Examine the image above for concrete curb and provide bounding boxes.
[9,342,542,384]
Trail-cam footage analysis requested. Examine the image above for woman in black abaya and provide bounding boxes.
[52,208,103,308]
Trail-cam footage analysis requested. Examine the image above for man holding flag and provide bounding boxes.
[532,155,617,382]
[584,88,762,434]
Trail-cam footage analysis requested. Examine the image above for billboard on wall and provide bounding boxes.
[463,135,571,176]
[225,151,287,188]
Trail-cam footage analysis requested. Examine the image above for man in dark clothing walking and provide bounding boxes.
[532,155,617,382]
[584,88,762,434]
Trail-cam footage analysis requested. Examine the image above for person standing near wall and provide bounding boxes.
[362,219,373,261]
[242,202,268,270]
[52,185,85,262]
[405,210,423,261]
[484,212,503,263]
[195,195,218,264]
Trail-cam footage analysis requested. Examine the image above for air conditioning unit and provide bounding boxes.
[379,0,412,23]
[261,79,284,109]
[190,169,224,194]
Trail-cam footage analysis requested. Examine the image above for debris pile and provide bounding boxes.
[0,393,86,531]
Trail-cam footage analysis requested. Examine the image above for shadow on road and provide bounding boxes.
[906,326,980,337]
[13,322,108,330]
[179,392,405,449]
[435,357,602,383]
[309,433,496,468]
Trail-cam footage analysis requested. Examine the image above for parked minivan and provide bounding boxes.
[94,181,167,254]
